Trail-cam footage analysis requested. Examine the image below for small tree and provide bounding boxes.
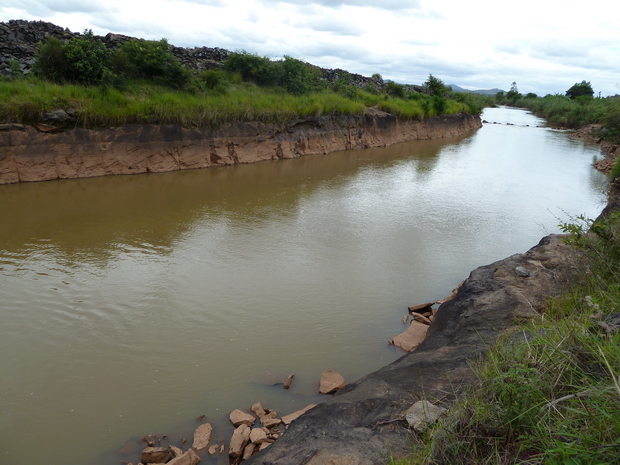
[425,74,446,96]
[566,80,594,100]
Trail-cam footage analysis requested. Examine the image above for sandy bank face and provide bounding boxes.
[0,110,481,184]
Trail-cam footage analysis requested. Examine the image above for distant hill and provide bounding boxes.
[448,84,505,96]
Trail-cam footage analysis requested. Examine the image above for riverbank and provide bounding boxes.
[0,110,481,184]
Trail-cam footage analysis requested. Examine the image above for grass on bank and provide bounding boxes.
[0,76,486,129]
[391,212,620,465]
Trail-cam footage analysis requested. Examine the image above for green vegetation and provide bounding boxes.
[492,81,620,143]
[391,212,620,465]
[0,32,482,129]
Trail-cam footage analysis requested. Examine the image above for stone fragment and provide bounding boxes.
[170,445,184,457]
[411,313,432,325]
[262,410,278,419]
[390,321,429,352]
[167,448,200,465]
[243,443,257,460]
[208,444,219,455]
[229,409,255,427]
[42,108,69,122]
[405,400,447,432]
[408,302,434,314]
[515,266,531,277]
[142,434,157,447]
[250,427,268,444]
[319,369,346,394]
[260,417,282,428]
[192,422,213,450]
[229,424,251,458]
[259,442,271,451]
[283,374,294,389]
[141,446,171,464]
[250,402,266,418]
[402,315,409,324]
[281,404,317,426]
[0,123,25,131]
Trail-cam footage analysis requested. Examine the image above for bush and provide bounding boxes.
[32,35,69,82]
[63,30,111,85]
[277,56,319,95]
[225,51,279,87]
[117,38,190,89]
[385,81,404,98]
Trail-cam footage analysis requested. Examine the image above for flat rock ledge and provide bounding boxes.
[244,233,582,464]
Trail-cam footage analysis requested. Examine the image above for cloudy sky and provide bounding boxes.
[2,0,619,96]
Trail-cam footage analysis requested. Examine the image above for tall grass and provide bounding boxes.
[394,212,620,465]
[0,77,478,129]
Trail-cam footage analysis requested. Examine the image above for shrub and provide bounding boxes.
[277,55,318,95]
[117,38,190,89]
[385,81,404,98]
[63,30,111,85]
[32,35,69,82]
[225,51,279,87]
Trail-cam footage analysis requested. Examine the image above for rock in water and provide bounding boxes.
[192,422,213,450]
[229,409,256,427]
[141,446,171,464]
[229,424,251,458]
[390,321,429,352]
[319,369,346,394]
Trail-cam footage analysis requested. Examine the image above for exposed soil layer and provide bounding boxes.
[0,110,481,185]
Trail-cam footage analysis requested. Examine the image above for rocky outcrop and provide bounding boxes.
[0,110,481,184]
[243,233,583,464]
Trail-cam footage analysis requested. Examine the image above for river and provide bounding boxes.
[0,107,608,465]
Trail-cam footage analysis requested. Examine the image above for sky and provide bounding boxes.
[1,0,619,96]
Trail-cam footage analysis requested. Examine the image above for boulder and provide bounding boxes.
[230,409,255,427]
[192,422,213,450]
[405,400,447,432]
[168,448,200,465]
[229,424,251,458]
[281,404,317,426]
[408,302,434,314]
[411,313,432,325]
[390,321,429,352]
[141,446,171,464]
[319,369,346,394]
[260,417,282,428]
[250,402,267,418]
[243,443,257,460]
[250,428,269,444]
[42,108,69,122]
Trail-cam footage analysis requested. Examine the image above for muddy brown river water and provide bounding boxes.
[0,107,608,464]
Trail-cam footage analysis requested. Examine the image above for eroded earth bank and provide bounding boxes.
[0,110,480,184]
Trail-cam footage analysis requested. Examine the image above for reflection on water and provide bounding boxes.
[0,107,608,465]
